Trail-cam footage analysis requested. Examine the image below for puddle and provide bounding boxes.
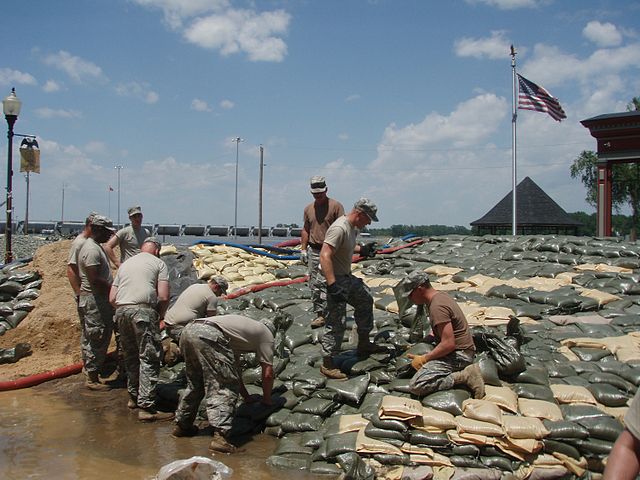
[0,375,324,479]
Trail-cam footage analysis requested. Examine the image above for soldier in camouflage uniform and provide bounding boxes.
[77,215,116,391]
[172,314,275,454]
[300,176,344,328]
[110,237,172,421]
[319,198,385,380]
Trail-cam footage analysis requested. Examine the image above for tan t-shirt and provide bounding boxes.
[78,238,113,293]
[323,216,357,276]
[67,233,87,266]
[115,225,150,263]
[208,314,274,365]
[626,389,640,440]
[164,284,218,327]
[303,198,344,246]
[112,252,169,306]
[428,292,475,352]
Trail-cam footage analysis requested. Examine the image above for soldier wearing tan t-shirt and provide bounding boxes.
[300,176,344,328]
[104,205,150,268]
[604,389,640,479]
[395,270,484,399]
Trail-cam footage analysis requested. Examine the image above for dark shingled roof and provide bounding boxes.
[471,176,581,227]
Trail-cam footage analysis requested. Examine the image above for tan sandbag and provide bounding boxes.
[408,453,452,467]
[518,398,563,421]
[553,452,588,477]
[432,466,455,480]
[400,443,434,455]
[615,347,640,363]
[329,414,369,435]
[411,407,457,432]
[601,404,629,423]
[159,244,178,256]
[356,428,403,455]
[482,306,515,321]
[379,395,423,421]
[550,384,597,405]
[502,415,550,439]
[575,263,632,274]
[260,273,277,283]
[461,399,503,426]
[575,287,620,305]
[197,268,217,280]
[532,453,565,468]
[223,271,243,282]
[483,385,518,413]
[425,266,462,276]
[455,416,504,437]
[557,345,580,361]
[447,430,494,447]
[495,436,542,461]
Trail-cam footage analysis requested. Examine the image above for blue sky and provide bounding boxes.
[1,0,639,229]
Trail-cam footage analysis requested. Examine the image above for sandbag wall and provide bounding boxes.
[159,235,640,479]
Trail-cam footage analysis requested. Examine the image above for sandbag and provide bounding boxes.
[408,431,451,448]
[292,398,338,417]
[512,384,555,402]
[461,399,503,425]
[421,389,471,416]
[541,420,589,440]
[363,423,407,442]
[587,383,631,407]
[559,404,610,423]
[483,385,518,413]
[456,417,504,437]
[542,439,581,460]
[502,415,550,439]
[517,398,563,421]
[266,455,310,470]
[550,384,597,405]
[335,452,375,480]
[370,411,409,433]
[280,412,324,433]
[325,431,359,459]
[577,416,624,442]
[476,352,502,387]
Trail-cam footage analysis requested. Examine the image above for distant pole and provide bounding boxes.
[510,45,518,237]
[115,165,123,228]
[24,172,29,235]
[258,144,264,245]
[108,186,111,218]
[232,137,243,239]
[61,182,66,225]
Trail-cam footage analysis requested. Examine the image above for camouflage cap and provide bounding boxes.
[310,175,327,194]
[354,197,378,222]
[393,270,430,300]
[142,236,162,249]
[211,275,229,294]
[90,214,115,232]
[127,205,142,217]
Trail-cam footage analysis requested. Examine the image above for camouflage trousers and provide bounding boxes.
[307,247,327,316]
[175,322,239,435]
[78,293,114,377]
[320,274,374,358]
[115,305,161,409]
[409,349,474,397]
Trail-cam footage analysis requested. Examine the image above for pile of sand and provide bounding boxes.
[0,240,83,380]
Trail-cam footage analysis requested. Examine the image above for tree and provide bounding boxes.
[570,150,639,240]
[627,96,640,111]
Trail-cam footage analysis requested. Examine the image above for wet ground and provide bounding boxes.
[0,375,324,480]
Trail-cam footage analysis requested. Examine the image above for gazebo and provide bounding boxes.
[470,176,582,235]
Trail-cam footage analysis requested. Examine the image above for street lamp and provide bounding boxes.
[3,88,22,264]
[232,137,243,239]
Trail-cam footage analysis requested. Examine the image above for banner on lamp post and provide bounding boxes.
[19,137,40,173]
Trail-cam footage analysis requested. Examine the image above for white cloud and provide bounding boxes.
[465,0,544,9]
[454,30,513,59]
[338,133,349,141]
[191,98,212,112]
[220,99,234,109]
[0,68,37,87]
[345,94,361,102]
[42,80,62,92]
[183,8,291,62]
[42,50,106,83]
[132,0,229,29]
[583,21,623,47]
[35,107,82,119]
[115,81,159,104]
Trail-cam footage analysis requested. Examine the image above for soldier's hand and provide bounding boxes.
[407,353,427,371]
[359,241,377,258]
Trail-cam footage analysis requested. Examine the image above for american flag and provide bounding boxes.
[109,185,114,192]
[517,74,566,122]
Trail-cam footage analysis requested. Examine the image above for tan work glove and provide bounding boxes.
[407,353,427,371]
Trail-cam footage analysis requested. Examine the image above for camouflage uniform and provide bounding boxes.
[307,247,326,316]
[115,306,161,409]
[320,274,374,358]
[409,350,474,396]
[174,322,240,434]
[78,294,114,376]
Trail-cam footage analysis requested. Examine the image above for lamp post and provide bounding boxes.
[3,88,22,264]
[115,165,123,228]
[232,137,243,239]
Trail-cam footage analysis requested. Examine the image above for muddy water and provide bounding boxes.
[0,375,323,480]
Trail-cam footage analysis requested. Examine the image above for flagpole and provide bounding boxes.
[510,45,518,236]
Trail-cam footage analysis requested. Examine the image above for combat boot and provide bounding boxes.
[209,432,237,454]
[138,407,175,422]
[127,396,138,409]
[85,372,111,391]
[319,357,347,380]
[356,338,387,357]
[172,423,199,438]
[310,316,325,328]
[452,364,485,399]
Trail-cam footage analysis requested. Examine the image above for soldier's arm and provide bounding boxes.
[103,235,120,268]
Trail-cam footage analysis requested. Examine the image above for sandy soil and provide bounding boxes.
[0,240,86,380]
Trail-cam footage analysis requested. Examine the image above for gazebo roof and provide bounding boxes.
[470,176,581,227]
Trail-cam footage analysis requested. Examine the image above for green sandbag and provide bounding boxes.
[512,383,555,402]
[336,452,375,480]
[293,398,338,417]
[481,455,514,471]
[369,369,395,385]
[619,367,640,386]
[542,420,589,440]
[350,357,383,375]
[587,383,631,407]
[370,411,409,433]
[511,365,549,385]
[557,375,592,388]
[421,389,471,416]
[542,439,581,460]
[449,456,485,468]
[274,435,314,456]
[568,437,614,456]
[586,372,636,393]
[364,423,407,442]
[546,362,576,378]
[325,432,359,459]
[280,412,324,433]
[301,431,324,448]
[266,407,292,427]
[454,445,481,456]
[560,404,610,423]
[476,352,501,387]
[409,431,451,448]
[264,425,283,437]
[309,461,343,476]
[577,416,624,442]
[371,453,410,466]
[572,347,612,362]
[358,392,385,419]
[326,374,370,405]
[388,378,413,393]
[266,454,310,471]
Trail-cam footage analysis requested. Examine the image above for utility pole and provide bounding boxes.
[258,144,264,244]
[115,165,123,228]
[232,137,243,239]
[61,182,66,225]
